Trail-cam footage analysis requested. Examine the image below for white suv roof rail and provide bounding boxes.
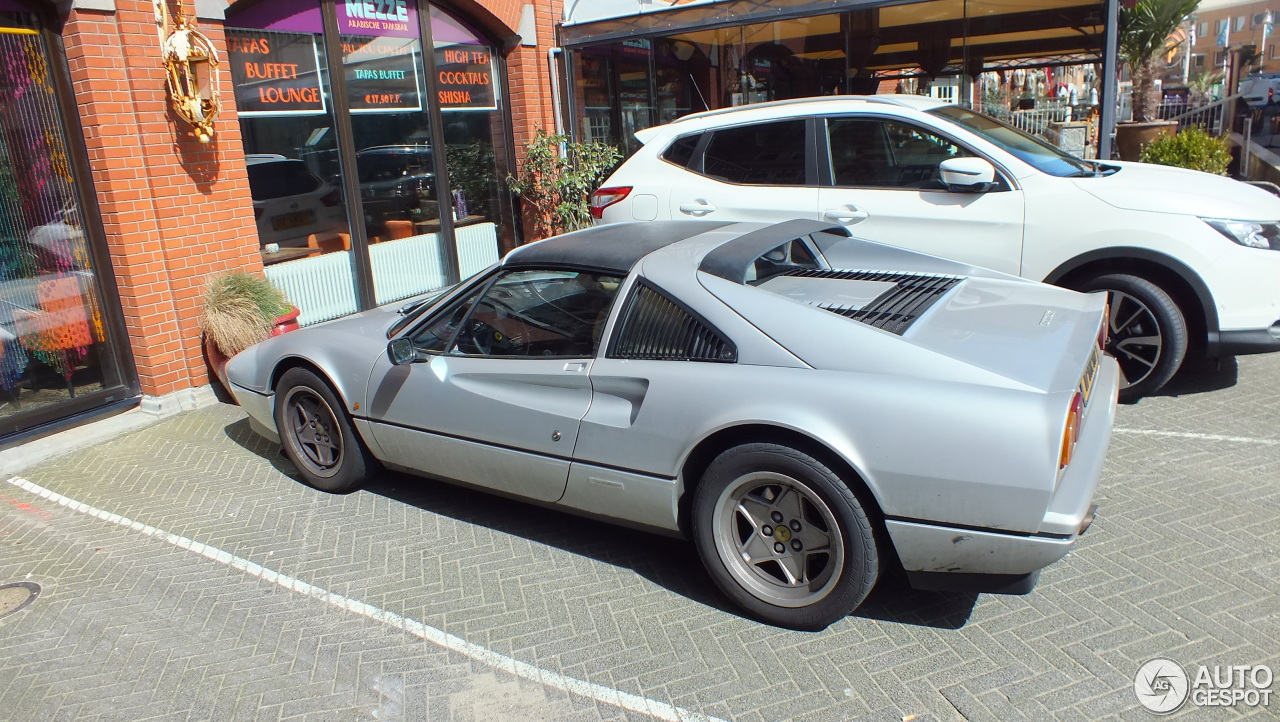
[670,94,920,125]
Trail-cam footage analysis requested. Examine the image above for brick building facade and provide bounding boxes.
[1188,0,1280,77]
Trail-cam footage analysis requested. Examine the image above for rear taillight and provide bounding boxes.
[590,186,631,219]
[1059,391,1084,469]
[320,188,343,206]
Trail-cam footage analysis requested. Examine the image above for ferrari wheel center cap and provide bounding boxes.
[774,526,792,542]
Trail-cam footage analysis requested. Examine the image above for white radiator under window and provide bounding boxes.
[264,223,500,327]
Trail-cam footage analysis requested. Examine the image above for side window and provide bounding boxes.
[610,282,736,363]
[828,118,970,189]
[450,269,623,358]
[662,133,701,169]
[702,120,806,185]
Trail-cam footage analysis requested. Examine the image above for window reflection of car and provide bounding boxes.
[355,145,436,230]
[245,155,346,248]
[25,204,88,272]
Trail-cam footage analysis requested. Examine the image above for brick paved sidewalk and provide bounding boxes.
[1,355,1277,721]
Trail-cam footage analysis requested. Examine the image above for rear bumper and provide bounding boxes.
[886,356,1117,586]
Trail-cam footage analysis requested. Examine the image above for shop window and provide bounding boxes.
[0,7,130,433]
[226,0,508,326]
[430,6,510,270]
[226,2,359,326]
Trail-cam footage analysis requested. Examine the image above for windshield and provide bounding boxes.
[928,105,1101,178]
[386,282,460,338]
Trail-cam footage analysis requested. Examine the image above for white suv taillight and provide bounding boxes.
[590,186,631,219]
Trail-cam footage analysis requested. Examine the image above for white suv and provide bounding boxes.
[592,95,1280,401]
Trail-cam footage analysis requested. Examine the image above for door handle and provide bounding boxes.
[563,362,587,373]
[678,200,717,216]
[823,206,870,224]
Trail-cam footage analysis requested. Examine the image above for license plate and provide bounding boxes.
[271,210,315,231]
[1078,346,1101,406]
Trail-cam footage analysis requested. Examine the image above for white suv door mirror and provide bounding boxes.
[939,157,997,193]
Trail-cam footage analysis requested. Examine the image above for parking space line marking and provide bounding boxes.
[1113,428,1279,446]
[5,476,726,722]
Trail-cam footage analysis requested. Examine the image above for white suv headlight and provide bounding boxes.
[1202,218,1279,249]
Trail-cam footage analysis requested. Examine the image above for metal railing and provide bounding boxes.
[984,104,1072,136]
[1158,95,1232,135]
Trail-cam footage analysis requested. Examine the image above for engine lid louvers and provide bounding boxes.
[784,269,962,335]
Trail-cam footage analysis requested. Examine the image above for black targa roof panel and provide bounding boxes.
[505,221,732,273]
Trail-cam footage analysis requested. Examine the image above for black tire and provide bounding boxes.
[691,443,878,631]
[1076,274,1188,402]
[274,367,377,493]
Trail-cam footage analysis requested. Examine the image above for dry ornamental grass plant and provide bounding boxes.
[200,271,291,356]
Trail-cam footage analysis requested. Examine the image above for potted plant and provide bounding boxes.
[507,128,620,242]
[1138,125,1231,174]
[199,270,296,391]
[1115,0,1201,160]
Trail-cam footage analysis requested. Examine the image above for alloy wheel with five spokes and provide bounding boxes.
[273,367,377,493]
[713,471,844,609]
[693,443,879,630]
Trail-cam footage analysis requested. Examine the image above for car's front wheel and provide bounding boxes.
[274,367,377,493]
[692,443,879,630]
[1076,274,1188,402]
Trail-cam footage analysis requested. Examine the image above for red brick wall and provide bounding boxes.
[63,1,261,396]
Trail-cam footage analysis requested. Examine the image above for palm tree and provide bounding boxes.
[1120,0,1200,122]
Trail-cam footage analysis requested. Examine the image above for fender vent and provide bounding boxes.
[610,282,736,362]
[784,269,961,335]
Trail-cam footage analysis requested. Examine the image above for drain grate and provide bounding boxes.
[0,581,41,619]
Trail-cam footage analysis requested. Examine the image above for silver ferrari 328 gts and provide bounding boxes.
[226,219,1119,630]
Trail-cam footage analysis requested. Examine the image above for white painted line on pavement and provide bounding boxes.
[5,475,726,722]
[1113,428,1280,446]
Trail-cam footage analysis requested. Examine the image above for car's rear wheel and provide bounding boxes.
[1077,273,1187,403]
[692,443,878,630]
[274,367,376,493]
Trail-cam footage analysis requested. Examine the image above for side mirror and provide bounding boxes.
[387,337,418,365]
[939,157,997,193]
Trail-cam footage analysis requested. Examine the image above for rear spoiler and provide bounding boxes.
[699,220,851,284]
[634,126,663,145]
